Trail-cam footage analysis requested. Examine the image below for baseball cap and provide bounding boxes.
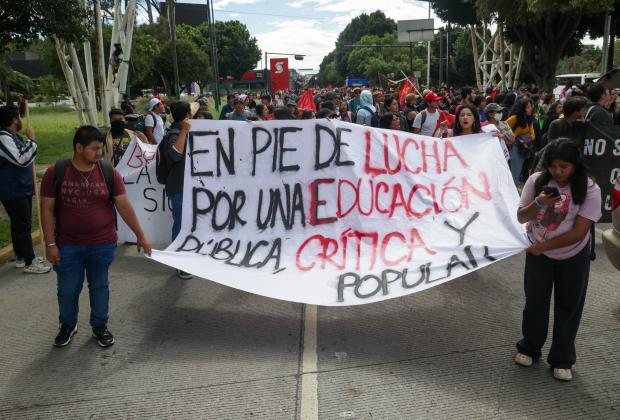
[423,91,442,103]
[484,103,504,113]
[149,98,161,111]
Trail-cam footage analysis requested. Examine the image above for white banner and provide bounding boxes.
[116,137,173,245]
[149,120,529,306]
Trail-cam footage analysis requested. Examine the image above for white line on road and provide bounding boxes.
[299,304,319,420]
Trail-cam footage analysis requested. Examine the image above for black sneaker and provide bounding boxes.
[54,324,77,347]
[176,269,193,279]
[92,325,115,347]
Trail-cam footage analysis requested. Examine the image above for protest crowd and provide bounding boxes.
[2,72,619,384]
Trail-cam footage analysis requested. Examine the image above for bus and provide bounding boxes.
[553,73,600,95]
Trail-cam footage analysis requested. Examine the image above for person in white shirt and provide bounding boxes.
[412,92,443,136]
[144,98,165,144]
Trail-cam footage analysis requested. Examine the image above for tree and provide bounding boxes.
[346,33,426,83]
[557,45,603,74]
[212,21,261,79]
[0,0,87,53]
[319,11,396,85]
[37,75,68,104]
[155,37,211,96]
[433,0,617,91]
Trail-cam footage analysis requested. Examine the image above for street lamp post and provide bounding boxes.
[264,52,305,93]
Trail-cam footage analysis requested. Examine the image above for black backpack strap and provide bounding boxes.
[589,223,596,261]
[99,160,116,204]
[54,158,70,199]
[149,112,158,130]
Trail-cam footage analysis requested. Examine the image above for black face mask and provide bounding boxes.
[110,120,126,136]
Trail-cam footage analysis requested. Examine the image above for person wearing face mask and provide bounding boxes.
[103,108,148,166]
[486,103,514,159]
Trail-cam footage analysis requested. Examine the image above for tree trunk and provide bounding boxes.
[511,14,582,92]
[146,0,154,25]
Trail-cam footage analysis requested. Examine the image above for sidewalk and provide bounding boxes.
[0,242,618,419]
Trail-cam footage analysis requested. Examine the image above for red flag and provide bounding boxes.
[432,111,456,137]
[398,79,414,109]
[297,89,316,112]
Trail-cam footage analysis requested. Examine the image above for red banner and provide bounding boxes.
[270,58,289,92]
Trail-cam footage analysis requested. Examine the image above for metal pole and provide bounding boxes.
[439,30,443,86]
[409,42,413,75]
[94,0,109,127]
[608,16,616,72]
[446,23,450,86]
[167,0,180,98]
[206,0,220,109]
[602,14,611,74]
[426,3,431,87]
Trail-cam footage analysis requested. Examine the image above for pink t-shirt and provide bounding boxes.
[519,172,602,260]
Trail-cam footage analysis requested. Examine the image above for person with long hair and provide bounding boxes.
[540,101,563,138]
[437,103,482,137]
[379,112,401,130]
[337,100,353,122]
[384,95,408,131]
[506,97,536,185]
[514,139,601,382]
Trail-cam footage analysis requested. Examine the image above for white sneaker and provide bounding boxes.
[15,258,25,268]
[23,256,52,274]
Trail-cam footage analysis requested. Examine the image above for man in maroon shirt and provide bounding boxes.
[40,126,152,348]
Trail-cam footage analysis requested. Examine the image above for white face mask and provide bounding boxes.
[492,112,503,121]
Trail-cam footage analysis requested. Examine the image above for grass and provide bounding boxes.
[24,106,80,165]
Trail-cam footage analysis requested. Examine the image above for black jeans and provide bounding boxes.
[516,244,591,369]
[1,196,34,265]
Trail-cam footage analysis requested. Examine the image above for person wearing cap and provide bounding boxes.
[228,97,254,121]
[486,102,514,160]
[348,87,362,115]
[144,98,165,145]
[412,91,445,136]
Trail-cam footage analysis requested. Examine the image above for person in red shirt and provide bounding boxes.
[40,126,152,348]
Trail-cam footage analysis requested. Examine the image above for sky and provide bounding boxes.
[173,0,441,72]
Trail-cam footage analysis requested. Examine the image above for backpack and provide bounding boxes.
[360,106,379,127]
[54,158,115,205]
[155,127,180,185]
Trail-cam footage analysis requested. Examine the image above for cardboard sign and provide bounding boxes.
[116,138,173,245]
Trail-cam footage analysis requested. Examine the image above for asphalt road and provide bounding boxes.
[0,233,618,419]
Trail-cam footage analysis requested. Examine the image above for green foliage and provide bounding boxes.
[214,21,262,79]
[0,0,88,53]
[431,0,478,26]
[319,10,396,85]
[155,37,211,90]
[36,76,68,104]
[556,45,603,74]
[346,33,425,82]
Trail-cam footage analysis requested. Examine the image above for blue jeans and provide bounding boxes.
[54,243,116,327]
[509,145,525,186]
[170,192,183,242]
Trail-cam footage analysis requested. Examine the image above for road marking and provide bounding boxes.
[299,304,319,420]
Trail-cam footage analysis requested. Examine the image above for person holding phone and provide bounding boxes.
[513,139,601,381]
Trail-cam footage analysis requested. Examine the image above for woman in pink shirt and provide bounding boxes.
[513,139,601,382]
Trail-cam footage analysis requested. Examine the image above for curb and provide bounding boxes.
[0,230,41,265]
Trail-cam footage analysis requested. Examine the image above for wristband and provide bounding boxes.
[534,197,546,209]
[46,243,57,247]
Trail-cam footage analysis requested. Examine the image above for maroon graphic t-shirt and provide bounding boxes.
[41,161,126,245]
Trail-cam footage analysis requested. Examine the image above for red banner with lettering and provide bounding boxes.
[270,58,289,92]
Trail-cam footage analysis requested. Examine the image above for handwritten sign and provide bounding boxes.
[116,138,173,245]
[150,120,528,306]
[584,124,620,223]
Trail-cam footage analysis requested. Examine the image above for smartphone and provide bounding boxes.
[543,186,560,197]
